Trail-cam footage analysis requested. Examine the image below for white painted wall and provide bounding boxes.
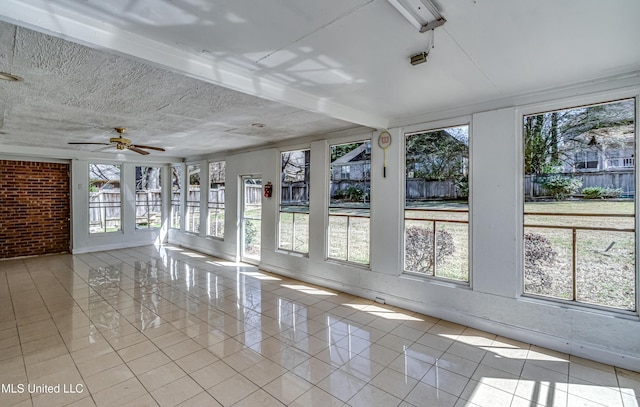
[169,149,280,262]
[169,85,640,371]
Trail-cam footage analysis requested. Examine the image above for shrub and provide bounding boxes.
[405,225,454,274]
[581,186,624,199]
[333,186,365,202]
[582,186,604,199]
[539,175,582,200]
[602,187,623,199]
[454,176,469,198]
[524,232,556,291]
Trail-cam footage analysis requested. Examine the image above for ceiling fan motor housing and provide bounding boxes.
[110,136,132,149]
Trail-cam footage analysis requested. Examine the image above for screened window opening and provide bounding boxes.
[279,150,310,253]
[135,166,162,229]
[404,125,469,282]
[170,166,182,229]
[208,161,225,238]
[89,163,122,233]
[329,141,371,264]
[186,164,201,234]
[523,98,636,311]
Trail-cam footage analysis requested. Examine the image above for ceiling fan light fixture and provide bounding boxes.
[0,72,23,82]
[68,127,165,155]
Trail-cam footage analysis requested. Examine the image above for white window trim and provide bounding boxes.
[516,87,640,315]
[401,119,472,285]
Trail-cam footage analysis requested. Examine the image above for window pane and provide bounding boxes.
[329,141,371,264]
[171,166,182,229]
[404,126,469,282]
[279,150,310,252]
[135,166,161,229]
[89,163,121,233]
[328,215,348,260]
[523,98,636,311]
[524,227,573,300]
[243,219,261,258]
[293,213,309,253]
[208,161,225,238]
[186,164,200,233]
[279,212,294,251]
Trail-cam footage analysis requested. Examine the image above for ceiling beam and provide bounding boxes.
[0,0,389,130]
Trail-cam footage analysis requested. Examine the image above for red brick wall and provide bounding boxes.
[0,160,70,259]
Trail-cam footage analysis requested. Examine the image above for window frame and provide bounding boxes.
[517,89,640,315]
[185,163,201,234]
[170,165,183,230]
[135,166,162,230]
[207,160,226,239]
[402,122,471,284]
[88,162,123,234]
[278,148,311,255]
[327,138,372,266]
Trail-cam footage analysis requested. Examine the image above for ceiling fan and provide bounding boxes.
[68,127,165,155]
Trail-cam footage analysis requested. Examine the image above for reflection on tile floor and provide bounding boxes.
[0,245,638,407]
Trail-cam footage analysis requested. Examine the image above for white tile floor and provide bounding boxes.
[0,245,638,407]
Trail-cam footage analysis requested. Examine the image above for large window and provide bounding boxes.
[279,150,310,253]
[89,163,121,233]
[185,164,201,234]
[170,166,182,229]
[523,98,636,311]
[329,141,371,264]
[404,125,469,282]
[207,161,225,238]
[135,166,162,229]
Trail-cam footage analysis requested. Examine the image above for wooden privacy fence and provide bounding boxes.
[281,181,309,204]
[89,191,121,226]
[171,187,226,204]
[244,185,261,204]
[525,170,634,198]
[406,179,461,200]
[90,190,163,225]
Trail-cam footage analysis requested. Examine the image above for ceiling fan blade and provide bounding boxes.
[131,144,165,152]
[68,142,112,145]
[93,145,115,152]
[128,146,150,155]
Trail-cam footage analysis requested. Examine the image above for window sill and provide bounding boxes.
[401,272,470,289]
[325,257,370,270]
[275,249,309,258]
[519,294,639,321]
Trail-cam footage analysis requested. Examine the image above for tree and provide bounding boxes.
[406,128,468,181]
[330,143,361,162]
[524,99,634,176]
[135,167,160,190]
[524,99,634,199]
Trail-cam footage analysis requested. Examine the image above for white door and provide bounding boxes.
[241,176,262,263]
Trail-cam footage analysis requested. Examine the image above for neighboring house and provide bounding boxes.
[562,125,634,172]
[330,142,371,181]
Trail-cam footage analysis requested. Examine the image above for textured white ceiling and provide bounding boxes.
[0,0,639,159]
[0,21,360,158]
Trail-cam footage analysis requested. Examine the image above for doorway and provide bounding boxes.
[240,176,262,263]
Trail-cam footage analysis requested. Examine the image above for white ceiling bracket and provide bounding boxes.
[387,0,446,33]
[419,18,446,33]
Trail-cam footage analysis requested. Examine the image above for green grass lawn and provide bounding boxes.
[525,200,635,310]
[173,198,636,311]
